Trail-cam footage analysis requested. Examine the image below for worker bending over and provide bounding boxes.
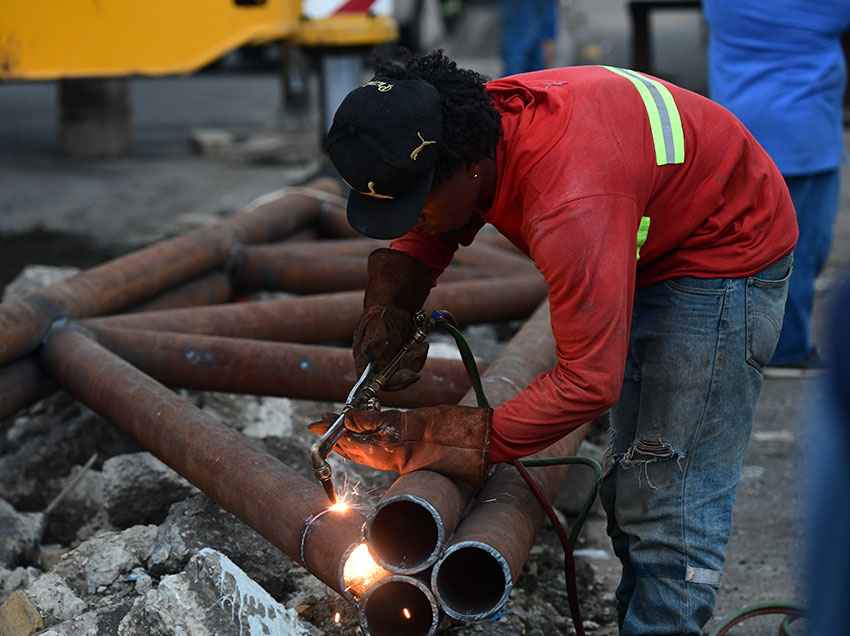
[310,51,797,635]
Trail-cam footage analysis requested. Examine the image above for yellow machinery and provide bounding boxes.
[0,0,302,80]
[0,0,397,154]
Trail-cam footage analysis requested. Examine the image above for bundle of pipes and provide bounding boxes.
[360,303,591,634]
[0,177,570,635]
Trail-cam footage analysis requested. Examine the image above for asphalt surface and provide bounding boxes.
[1,2,847,634]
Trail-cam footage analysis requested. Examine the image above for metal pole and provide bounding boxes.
[233,249,487,294]
[39,325,370,594]
[128,271,232,313]
[87,276,548,342]
[87,327,478,408]
[0,179,342,367]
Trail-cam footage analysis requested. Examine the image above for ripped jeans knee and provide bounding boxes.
[612,438,686,489]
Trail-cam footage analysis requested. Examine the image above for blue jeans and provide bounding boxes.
[600,254,792,635]
[771,170,840,365]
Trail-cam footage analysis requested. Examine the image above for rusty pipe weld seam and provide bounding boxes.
[365,471,468,575]
[39,323,368,594]
[359,575,440,636]
[126,271,233,314]
[85,326,479,408]
[84,275,548,342]
[431,425,590,622]
[0,273,234,421]
[233,250,491,294]
[0,177,342,367]
[366,302,554,580]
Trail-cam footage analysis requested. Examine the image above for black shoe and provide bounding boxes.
[763,349,827,379]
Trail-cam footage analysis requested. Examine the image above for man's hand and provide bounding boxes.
[353,305,428,390]
[354,248,434,390]
[308,405,492,487]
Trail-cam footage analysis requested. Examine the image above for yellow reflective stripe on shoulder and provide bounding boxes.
[602,66,685,166]
[636,216,651,260]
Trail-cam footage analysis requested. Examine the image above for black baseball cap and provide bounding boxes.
[325,78,443,240]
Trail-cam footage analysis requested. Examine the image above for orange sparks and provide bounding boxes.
[333,612,341,624]
[402,608,412,620]
[328,500,350,513]
[343,543,389,596]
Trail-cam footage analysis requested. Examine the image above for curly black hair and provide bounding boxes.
[371,49,502,185]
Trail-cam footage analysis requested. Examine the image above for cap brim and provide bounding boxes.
[346,171,433,240]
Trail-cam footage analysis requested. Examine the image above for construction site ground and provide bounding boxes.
[1,4,847,634]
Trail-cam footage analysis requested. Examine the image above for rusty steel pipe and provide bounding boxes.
[0,356,56,423]
[127,271,232,313]
[360,575,440,636]
[431,427,588,621]
[0,178,342,367]
[366,302,555,576]
[39,325,371,595]
[87,327,478,408]
[272,237,534,277]
[233,249,487,294]
[365,471,467,574]
[427,306,594,621]
[87,276,547,342]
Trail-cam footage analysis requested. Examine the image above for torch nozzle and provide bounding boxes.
[320,474,337,505]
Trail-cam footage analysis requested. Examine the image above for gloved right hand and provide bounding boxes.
[353,248,434,391]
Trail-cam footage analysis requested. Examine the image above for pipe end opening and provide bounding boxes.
[433,542,511,620]
[362,577,438,636]
[368,498,440,573]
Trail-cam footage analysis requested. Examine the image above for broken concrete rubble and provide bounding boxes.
[0,500,43,569]
[101,453,196,528]
[119,549,316,636]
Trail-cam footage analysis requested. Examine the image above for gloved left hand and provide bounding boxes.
[308,405,492,487]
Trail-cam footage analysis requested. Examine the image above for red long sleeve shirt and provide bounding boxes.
[391,66,798,462]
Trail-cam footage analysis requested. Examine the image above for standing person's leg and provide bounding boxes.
[602,256,791,635]
[500,0,535,75]
[771,170,840,367]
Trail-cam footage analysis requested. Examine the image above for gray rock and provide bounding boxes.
[0,499,44,567]
[148,494,296,601]
[45,464,108,545]
[119,549,315,636]
[101,453,196,528]
[26,573,87,624]
[0,566,41,605]
[52,525,156,599]
[0,407,137,511]
[38,601,134,636]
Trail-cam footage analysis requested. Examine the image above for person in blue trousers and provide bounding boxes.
[704,1,850,376]
[500,0,558,76]
[806,279,850,635]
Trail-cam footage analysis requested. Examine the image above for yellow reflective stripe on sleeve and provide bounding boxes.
[636,216,651,260]
[602,66,685,166]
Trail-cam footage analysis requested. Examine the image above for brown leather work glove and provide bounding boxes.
[308,405,492,487]
[354,248,434,391]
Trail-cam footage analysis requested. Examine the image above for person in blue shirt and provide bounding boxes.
[704,1,850,376]
[500,0,558,76]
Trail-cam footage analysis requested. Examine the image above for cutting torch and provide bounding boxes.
[311,310,439,504]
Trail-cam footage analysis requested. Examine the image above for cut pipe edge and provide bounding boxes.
[431,540,513,621]
[366,493,445,575]
[359,575,440,636]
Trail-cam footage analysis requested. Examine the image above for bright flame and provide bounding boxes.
[328,500,350,513]
[402,608,412,620]
[343,543,389,597]
[333,612,341,624]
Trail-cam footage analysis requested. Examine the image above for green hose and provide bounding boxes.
[707,602,804,636]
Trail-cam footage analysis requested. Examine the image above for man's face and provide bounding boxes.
[417,169,479,236]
